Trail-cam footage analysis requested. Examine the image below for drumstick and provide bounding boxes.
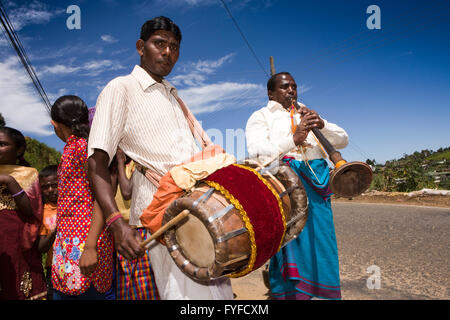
[140,209,190,248]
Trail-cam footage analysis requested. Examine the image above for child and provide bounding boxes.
[0,126,47,300]
[50,95,113,300]
[38,165,59,300]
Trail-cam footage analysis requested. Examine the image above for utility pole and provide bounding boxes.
[269,56,276,76]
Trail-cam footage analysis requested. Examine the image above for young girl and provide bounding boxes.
[0,126,47,300]
[50,95,113,300]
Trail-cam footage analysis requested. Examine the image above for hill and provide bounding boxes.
[24,136,61,172]
[369,147,450,192]
[426,149,450,162]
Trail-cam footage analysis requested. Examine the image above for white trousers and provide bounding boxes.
[147,235,233,300]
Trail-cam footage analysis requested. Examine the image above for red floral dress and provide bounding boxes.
[51,135,113,295]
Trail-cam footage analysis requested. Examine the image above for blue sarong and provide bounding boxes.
[269,158,342,300]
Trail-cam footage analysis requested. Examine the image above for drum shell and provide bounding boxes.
[162,161,308,282]
[163,184,251,282]
[242,160,308,246]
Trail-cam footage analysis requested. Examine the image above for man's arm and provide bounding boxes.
[245,109,312,158]
[298,104,348,149]
[245,110,296,159]
[88,149,144,260]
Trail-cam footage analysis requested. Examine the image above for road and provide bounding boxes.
[231,202,450,300]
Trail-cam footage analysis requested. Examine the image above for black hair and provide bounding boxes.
[39,164,58,179]
[51,95,90,139]
[140,16,182,43]
[0,126,30,167]
[267,72,292,91]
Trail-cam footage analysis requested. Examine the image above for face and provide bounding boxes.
[40,175,58,204]
[50,120,67,142]
[268,74,298,109]
[0,132,22,165]
[137,30,180,82]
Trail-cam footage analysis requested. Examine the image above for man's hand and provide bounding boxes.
[298,106,325,129]
[88,149,144,261]
[79,246,98,277]
[293,106,325,146]
[109,218,145,260]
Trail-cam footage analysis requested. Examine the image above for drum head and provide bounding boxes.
[176,214,215,268]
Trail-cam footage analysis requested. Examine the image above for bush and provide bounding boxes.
[24,137,61,171]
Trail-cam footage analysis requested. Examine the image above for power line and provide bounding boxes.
[218,0,269,78]
[0,0,52,113]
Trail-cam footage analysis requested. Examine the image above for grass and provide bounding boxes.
[426,150,450,161]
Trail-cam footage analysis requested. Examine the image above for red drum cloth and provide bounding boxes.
[205,164,285,275]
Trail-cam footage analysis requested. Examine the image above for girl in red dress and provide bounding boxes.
[50,95,113,300]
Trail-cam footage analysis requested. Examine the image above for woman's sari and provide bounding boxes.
[0,165,47,300]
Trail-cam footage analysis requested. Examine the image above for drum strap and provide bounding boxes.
[133,92,213,188]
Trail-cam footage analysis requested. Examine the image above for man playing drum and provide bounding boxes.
[245,72,348,300]
[86,16,232,300]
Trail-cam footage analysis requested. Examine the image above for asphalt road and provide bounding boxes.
[231,202,450,300]
[334,202,449,300]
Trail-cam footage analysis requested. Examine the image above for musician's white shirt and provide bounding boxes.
[245,100,349,161]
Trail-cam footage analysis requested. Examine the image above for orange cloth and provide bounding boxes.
[39,203,57,267]
[140,144,224,235]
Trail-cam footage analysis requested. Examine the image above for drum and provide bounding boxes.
[162,161,308,282]
[243,159,308,246]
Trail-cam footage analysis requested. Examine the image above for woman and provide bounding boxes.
[0,126,46,300]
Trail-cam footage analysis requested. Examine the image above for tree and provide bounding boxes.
[24,137,61,171]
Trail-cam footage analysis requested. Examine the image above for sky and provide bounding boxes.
[0,0,449,164]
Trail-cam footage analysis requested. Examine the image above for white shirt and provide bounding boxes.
[88,65,199,227]
[245,100,349,161]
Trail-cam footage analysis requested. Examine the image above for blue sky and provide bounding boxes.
[0,0,449,164]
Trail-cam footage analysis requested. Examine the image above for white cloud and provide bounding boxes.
[178,82,265,114]
[170,53,266,114]
[0,37,8,47]
[192,53,234,74]
[101,34,118,43]
[179,53,234,75]
[38,59,125,77]
[38,64,80,75]
[170,73,206,87]
[6,1,63,31]
[47,88,68,103]
[171,53,235,87]
[0,56,53,136]
[298,84,312,94]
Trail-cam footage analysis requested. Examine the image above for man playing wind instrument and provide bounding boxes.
[245,72,348,300]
